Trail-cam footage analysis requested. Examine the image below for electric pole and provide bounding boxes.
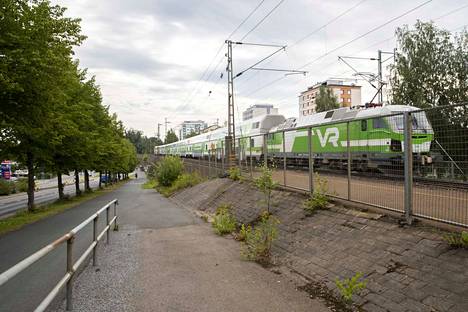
[164,118,171,141]
[226,40,235,164]
[157,123,162,140]
[378,50,383,105]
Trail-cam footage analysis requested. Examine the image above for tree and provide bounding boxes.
[0,0,85,210]
[164,129,178,144]
[390,21,468,177]
[315,86,340,112]
[390,21,468,108]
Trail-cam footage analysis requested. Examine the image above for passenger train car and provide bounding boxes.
[156,105,434,172]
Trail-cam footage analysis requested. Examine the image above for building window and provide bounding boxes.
[341,90,344,94]
[347,90,351,95]
[347,98,351,102]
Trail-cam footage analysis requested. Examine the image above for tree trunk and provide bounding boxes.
[118,173,121,181]
[26,152,35,212]
[99,172,102,189]
[75,169,81,196]
[57,171,65,200]
[84,170,90,192]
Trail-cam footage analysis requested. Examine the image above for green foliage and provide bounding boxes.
[155,156,184,186]
[212,204,237,235]
[241,212,280,263]
[0,180,15,196]
[228,166,241,181]
[303,174,330,215]
[316,85,340,113]
[443,231,468,248]
[185,129,199,139]
[335,272,367,302]
[164,129,179,144]
[142,180,157,189]
[0,1,137,210]
[125,129,162,154]
[254,163,278,213]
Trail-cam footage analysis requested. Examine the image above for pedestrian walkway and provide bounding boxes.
[0,172,329,311]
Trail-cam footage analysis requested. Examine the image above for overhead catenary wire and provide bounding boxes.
[242,0,433,98]
[168,0,268,120]
[239,0,287,41]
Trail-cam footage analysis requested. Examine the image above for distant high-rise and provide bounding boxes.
[177,120,207,139]
[242,104,278,121]
[299,79,361,117]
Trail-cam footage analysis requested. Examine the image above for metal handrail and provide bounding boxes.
[0,199,119,312]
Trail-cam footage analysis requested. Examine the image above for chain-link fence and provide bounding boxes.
[156,103,468,228]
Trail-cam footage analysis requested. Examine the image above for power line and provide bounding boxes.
[236,0,368,89]
[240,0,287,41]
[242,0,433,98]
[169,0,268,119]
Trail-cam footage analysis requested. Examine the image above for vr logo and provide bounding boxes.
[313,127,339,147]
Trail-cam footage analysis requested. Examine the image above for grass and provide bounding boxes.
[142,179,157,189]
[0,181,127,236]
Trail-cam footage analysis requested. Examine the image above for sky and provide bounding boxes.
[52,0,468,137]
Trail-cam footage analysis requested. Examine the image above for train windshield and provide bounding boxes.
[389,113,433,133]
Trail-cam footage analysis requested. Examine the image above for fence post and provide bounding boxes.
[106,206,110,244]
[404,112,413,225]
[238,138,242,170]
[221,141,225,173]
[249,137,253,178]
[113,201,118,230]
[347,122,351,201]
[263,134,268,166]
[208,146,211,178]
[282,131,286,186]
[308,127,314,194]
[66,236,74,311]
[93,216,98,266]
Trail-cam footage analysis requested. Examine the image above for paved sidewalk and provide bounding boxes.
[52,174,330,312]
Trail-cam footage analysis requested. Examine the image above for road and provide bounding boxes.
[0,172,329,312]
[0,179,100,217]
[183,158,468,227]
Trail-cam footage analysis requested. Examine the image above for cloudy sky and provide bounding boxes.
[52,0,467,136]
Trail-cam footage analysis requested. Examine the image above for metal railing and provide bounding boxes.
[158,103,468,228]
[0,199,119,311]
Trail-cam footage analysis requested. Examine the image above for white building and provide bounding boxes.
[299,79,361,117]
[242,104,278,121]
[178,120,207,139]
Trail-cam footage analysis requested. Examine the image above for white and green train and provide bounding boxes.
[155,105,434,172]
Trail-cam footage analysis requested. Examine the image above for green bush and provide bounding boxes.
[443,231,468,248]
[303,174,330,215]
[15,178,29,193]
[212,204,237,235]
[228,167,241,181]
[335,272,367,302]
[0,179,15,195]
[156,156,183,186]
[236,223,251,241]
[241,212,280,263]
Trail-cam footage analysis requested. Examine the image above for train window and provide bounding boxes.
[373,118,387,129]
[325,111,334,119]
[252,122,260,129]
[250,138,254,147]
[361,120,367,131]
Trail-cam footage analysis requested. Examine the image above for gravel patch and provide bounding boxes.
[51,227,139,312]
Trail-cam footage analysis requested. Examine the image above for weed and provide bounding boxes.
[335,272,367,302]
[228,167,241,181]
[212,204,237,235]
[241,211,280,264]
[443,231,468,248]
[236,224,251,241]
[254,163,278,214]
[303,174,330,215]
[142,180,157,189]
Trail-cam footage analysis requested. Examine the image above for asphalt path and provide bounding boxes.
[0,180,100,218]
[0,176,136,311]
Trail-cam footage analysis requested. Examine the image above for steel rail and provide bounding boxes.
[0,198,119,311]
